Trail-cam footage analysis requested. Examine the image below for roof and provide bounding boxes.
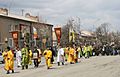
[33,22,53,27]
[81,30,94,37]
[0,13,38,22]
[0,13,53,27]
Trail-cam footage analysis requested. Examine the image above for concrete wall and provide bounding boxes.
[0,15,31,50]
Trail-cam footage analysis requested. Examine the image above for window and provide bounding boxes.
[9,25,14,31]
[20,24,30,38]
[9,25,18,31]
[15,25,18,30]
[8,38,13,47]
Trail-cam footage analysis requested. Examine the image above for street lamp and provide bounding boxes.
[5,38,8,43]
[4,38,8,49]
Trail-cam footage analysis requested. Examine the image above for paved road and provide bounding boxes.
[1,56,120,77]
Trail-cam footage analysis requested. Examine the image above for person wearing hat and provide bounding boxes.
[2,47,14,74]
[43,47,52,69]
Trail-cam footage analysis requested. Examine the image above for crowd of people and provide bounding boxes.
[2,43,120,74]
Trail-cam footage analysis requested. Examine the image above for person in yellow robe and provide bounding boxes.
[74,47,78,63]
[29,49,32,65]
[83,45,87,58]
[2,47,14,74]
[64,47,69,62]
[37,48,42,65]
[21,45,29,70]
[88,45,93,57]
[68,45,75,64]
[77,46,83,58]
[43,47,52,69]
[83,44,90,58]
[2,49,7,62]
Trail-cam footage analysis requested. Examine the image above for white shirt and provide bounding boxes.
[57,48,64,62]
[16,50,21,58]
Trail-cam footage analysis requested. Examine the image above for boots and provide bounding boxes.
[58,62,60,66]
[70,62,74,64]
[62,62,64,65]
[22,65,28,69]
[6,71,10,74]
[22,66,24,70]
[26,65,28,69]
[47,67,50,69]
[12,70,14,73]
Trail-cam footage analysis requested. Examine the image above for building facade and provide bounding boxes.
[32,22,53,51]
[0,8,53,51]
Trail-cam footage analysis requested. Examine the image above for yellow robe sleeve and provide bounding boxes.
[29,50,32,57]
[47,50,52,58]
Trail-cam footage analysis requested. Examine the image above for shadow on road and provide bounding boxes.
[13,71,20,74]
[49,67,58,70]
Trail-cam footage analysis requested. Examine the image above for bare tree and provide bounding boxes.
[111,31,120,45]
[60,17,82,46]
[60,19,74,46]
[74,17,81,33]
[95,22,110,44]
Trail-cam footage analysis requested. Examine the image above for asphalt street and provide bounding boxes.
[1,56,120,77]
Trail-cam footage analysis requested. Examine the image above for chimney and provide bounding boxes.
[0,8,8,15]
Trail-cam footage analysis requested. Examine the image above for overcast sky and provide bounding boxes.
[0,0,120,31]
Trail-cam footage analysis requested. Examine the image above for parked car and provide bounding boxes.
[0,52,4,64]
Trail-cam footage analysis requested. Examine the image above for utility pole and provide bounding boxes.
[21,9,24,16]
[8,0,14,14]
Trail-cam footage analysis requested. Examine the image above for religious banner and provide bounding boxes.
[11,31,18,40]
[33,27,38,39]
[69,27,75,43]
[54,27,61,44]
[10,31,18,47]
